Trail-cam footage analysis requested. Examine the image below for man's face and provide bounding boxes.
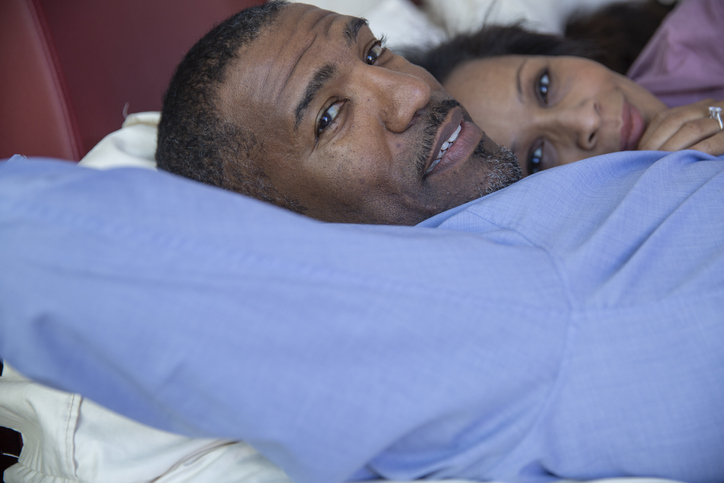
[218,3,520,225]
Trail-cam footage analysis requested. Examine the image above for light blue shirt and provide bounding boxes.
[1,151,723,483]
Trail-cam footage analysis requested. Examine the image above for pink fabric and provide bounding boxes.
[627,0,724,108]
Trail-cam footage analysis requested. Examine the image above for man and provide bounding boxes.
[1,3,723,483]
[155,1,520,225]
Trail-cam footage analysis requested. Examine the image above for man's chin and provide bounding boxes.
[422,144,520,222]
[473,143,522,197]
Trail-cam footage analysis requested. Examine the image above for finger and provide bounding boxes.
[638,99,714,150]
[656,117,722,152]
[688,130,724,157]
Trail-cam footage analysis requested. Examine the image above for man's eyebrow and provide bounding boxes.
[294,63,337,131]
[343,17,368,46]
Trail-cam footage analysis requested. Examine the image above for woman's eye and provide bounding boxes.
[537,71,550,104]
[365,38,386,65]
[528,145,544,175]
[316,102,343,137]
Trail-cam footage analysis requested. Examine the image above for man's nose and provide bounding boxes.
[557,99,601,151]
[358,65,432,133]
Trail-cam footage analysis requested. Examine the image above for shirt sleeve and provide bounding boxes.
[0,156,568,483]
[2,152,724,483]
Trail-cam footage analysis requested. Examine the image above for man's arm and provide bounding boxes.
[0,157,566,483]
[3,153,724,483]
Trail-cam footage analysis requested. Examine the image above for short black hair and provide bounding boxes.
[404,24,600,85]
[156,1,303,210]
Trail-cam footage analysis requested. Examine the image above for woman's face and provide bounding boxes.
[443,55,666,176]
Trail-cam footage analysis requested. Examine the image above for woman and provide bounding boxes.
[406,0,724,176]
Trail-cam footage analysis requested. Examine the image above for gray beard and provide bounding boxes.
[414,99,522,197]
[474,143,522,198]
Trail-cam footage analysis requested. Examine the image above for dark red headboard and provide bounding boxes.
[0,0,265,161]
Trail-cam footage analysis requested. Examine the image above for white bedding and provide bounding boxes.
[1,364,685,483]
[301,0,645,50]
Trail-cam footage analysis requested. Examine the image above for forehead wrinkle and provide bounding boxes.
[291,10,336,72]
[294,63,336,130]
[274,11,330,97]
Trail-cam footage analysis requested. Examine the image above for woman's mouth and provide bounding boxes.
[620,99,646,151]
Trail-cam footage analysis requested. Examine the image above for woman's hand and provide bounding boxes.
[637,99,724,156]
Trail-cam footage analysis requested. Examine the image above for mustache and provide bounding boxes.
[415,99,463,175]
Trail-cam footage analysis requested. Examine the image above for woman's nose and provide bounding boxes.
[558,99,601,151]
[358,63,432,133]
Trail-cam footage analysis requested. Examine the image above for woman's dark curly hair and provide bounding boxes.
[404,0,674,83]
[403,24,602,85]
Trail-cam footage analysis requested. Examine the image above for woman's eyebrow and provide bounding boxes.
[512,59,528,157]
[516,58,528,103]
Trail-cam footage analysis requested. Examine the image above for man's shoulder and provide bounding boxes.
[425,149,724,305]
[424,150,719,237]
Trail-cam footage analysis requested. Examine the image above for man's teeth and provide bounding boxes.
[426,125,462,174]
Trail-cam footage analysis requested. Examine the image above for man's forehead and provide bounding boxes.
[218,4,370,134]
[255,4,368,83]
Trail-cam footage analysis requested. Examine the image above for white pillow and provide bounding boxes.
[79,111,159,170]
[422,0,646,35]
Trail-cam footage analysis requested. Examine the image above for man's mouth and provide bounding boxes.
[424,107,465,176]
[426,124,462,175]
[423,107,483,178]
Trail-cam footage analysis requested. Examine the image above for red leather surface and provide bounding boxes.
[1,0,264,161]
[0,0,80,160]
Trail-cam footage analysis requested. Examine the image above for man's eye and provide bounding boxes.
[537,70,550,104]
[528,144,544,175]
[365,38,387,65]
[316,101,343,137]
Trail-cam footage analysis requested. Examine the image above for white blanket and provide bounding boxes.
[1,364,683,483]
